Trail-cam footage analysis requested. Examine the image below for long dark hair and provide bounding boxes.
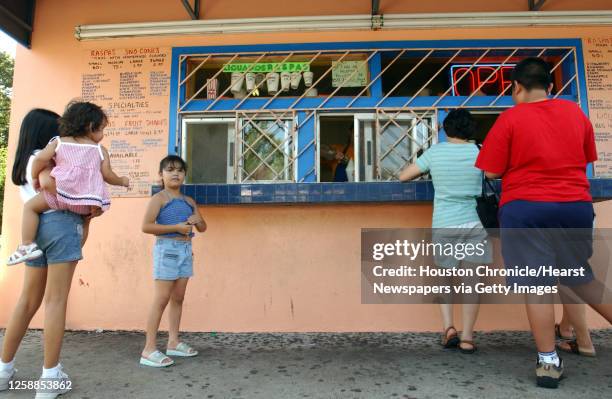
[11,109,60,186]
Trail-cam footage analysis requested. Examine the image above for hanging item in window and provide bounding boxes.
[303,71,314,87]
[206,78,218,99]
[290,72,302,89]
[230,72,244,96]
[332,61,368,87]
[266,72,280,94]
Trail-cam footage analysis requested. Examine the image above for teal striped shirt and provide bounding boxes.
[416,142,482,228]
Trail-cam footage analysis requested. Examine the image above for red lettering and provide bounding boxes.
[453,67,475,96]
[452,64,517,96]
[500,66,513,93]
[476,66,498,89]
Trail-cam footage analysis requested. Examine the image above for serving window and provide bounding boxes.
[317,112,436,182]
[173,40,586,196]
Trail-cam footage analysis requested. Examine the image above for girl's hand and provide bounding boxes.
[175,222,193,236]
[32,178,41,191]
[187,215,203,225]
[121,176,130,188]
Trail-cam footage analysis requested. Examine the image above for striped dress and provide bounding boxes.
[416,142,482,228]
[44,136,111,215]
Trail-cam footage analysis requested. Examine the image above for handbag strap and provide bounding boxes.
[475,143,500,200]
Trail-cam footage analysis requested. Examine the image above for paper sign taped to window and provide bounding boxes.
[332,61,368,87]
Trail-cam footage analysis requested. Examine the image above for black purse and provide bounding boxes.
[475,144,500,230]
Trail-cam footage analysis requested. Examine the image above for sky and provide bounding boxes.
[0,30,16,58]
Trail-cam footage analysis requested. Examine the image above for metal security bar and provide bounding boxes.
[376,109,437,181]
[236,111,296,183]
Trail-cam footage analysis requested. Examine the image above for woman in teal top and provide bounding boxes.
[400,109,491,354]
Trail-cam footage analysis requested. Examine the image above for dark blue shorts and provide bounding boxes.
[499,200,595,287]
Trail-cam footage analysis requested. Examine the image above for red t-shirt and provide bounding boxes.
[475,99,597,207]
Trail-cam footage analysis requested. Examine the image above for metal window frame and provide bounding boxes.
[181,116,236,184]
[236,111,298,183]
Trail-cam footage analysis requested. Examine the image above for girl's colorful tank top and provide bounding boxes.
[156,192,194,238]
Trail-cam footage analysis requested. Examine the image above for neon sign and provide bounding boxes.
[450,64,515,96]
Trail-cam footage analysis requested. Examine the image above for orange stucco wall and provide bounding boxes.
[0,0,611,332]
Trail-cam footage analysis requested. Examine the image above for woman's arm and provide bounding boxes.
[100,146,130,187]
[186,196,207,233]
[399,163,424,182]
[142,194,192,236]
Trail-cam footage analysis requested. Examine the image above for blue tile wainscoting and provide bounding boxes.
[152,179,612,205]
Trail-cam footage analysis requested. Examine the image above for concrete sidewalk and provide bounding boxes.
[0,329,610,399]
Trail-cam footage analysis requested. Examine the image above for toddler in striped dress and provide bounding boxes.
[7,101,130,265]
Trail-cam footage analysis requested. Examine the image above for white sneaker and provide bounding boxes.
[34,365,72,399]
[0,367,16,391]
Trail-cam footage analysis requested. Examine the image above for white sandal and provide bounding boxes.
[166,342,198,357]
[139,350,174,367]
[7,243,43,266]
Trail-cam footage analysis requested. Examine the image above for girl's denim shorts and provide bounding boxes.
[153,238,193,280]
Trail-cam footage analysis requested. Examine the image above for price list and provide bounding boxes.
[584,37,612,177]
[81,47,170,196]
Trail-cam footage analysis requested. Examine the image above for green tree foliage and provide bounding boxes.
[0,51,14,230]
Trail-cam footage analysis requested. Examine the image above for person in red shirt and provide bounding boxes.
[476,57,612,389]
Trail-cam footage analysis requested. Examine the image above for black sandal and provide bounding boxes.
[555,323,574,341]
[441,326,459,348]
[459,340,477,354]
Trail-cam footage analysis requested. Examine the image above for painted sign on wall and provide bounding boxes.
[81,47,171,197]
[584,37,612,177]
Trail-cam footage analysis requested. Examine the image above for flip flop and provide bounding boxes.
[139,350,174,367]
[166,342,198,357]
[441,326,459,349]
[556,340,596,357]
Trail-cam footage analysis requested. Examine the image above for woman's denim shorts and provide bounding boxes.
[153,238,193,280]
[26,210,84,267]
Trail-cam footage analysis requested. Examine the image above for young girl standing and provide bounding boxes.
[7,101,129,265]
[140,155,206,367]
